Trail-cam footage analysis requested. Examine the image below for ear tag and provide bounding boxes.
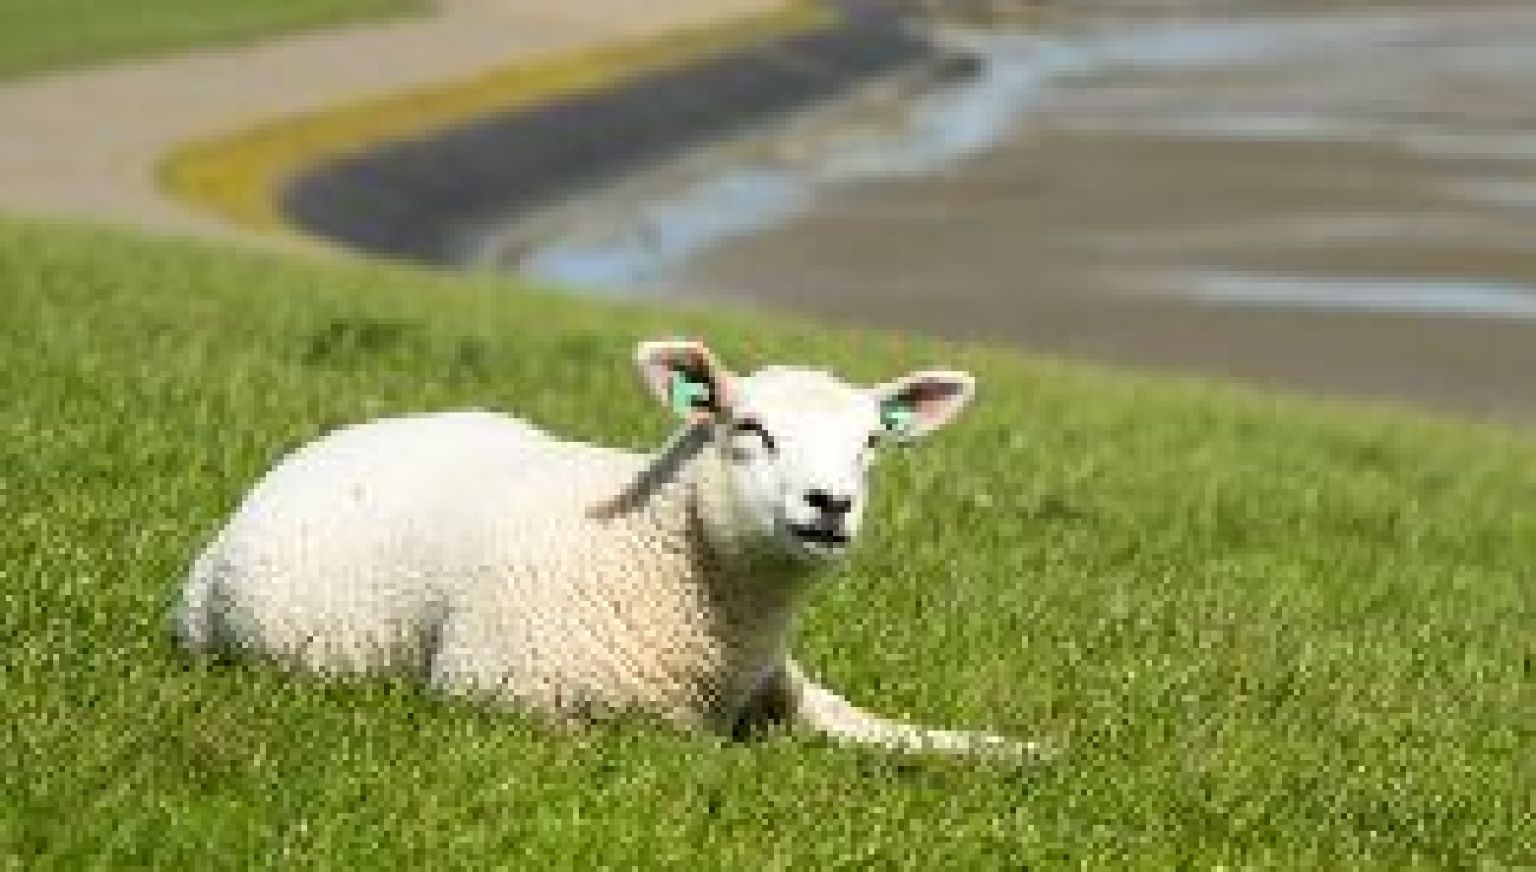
[670,370,712,417]
[881,400,916,438]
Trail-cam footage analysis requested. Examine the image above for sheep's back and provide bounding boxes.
[193,411,646,673]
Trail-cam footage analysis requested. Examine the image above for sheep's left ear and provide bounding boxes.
[872,370,975,442]
[634,339,736,424]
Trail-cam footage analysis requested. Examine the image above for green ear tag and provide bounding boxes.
[881,400,915,438]
[670,370,711,417]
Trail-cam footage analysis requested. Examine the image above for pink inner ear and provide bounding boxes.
[904,379,962,423]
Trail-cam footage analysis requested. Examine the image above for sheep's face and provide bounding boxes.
[637,341,976,565]
[716,368,881,561]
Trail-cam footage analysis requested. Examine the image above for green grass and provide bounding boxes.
[0,0,425,81]
[1,219,1531,868]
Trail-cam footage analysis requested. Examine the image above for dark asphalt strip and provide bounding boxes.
[282,3,932,267]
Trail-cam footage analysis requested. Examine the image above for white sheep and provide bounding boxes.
[175,339,1034,757]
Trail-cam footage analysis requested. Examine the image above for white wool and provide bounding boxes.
[175,352,1037,757]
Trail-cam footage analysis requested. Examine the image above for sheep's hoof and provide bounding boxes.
[966,733,1063,764]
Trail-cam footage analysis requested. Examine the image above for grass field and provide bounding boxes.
[1,220,1531,868]
[0,0,424,80]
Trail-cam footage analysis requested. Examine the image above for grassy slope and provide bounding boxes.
[0,220,1530,868]
[0,0,424,81]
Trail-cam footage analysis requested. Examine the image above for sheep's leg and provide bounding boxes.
[173,548,228,653]
[794,674,1024,757]
[751,661,1049,759]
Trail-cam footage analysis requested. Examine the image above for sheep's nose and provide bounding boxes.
[805,489,853,517]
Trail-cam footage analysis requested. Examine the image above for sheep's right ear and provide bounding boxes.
[872,370,975,442]
[635,339,736,424]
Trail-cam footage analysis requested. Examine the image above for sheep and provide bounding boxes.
[175,338,1036,758]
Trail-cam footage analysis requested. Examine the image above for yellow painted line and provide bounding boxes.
[161,1,834,235]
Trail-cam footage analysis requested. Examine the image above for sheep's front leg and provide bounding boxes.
[746,661,1047,760]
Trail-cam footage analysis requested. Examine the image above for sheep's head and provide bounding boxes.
[636,339,974,564]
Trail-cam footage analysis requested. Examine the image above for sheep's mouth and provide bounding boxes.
[787,523,850,549]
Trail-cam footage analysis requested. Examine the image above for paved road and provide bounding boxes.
[284,2,928,264]
[0,0,788,244]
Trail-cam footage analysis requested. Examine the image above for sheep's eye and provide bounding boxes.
[866,432,881,450]
[733,419,776,454]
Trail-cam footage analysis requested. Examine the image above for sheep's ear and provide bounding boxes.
[872,370,975,442]
[635,339,736,424]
